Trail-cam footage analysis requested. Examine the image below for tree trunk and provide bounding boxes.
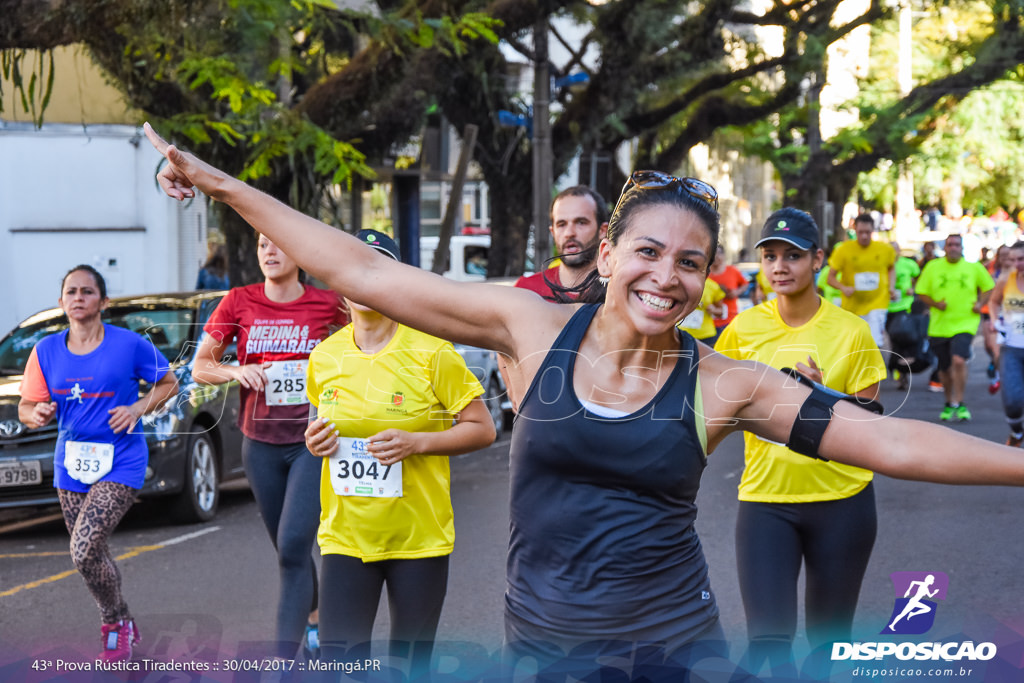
[482,167,533,278]
[219,206,261,286]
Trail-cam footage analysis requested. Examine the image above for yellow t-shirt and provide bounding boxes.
[676,279,726,340]
[1002,270,1024,347]
[828,239,897,315]
[306,324,484,561]
[714,298,886,503]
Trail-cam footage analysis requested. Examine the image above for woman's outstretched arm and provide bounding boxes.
[144,123,553,357]
[818,401,1024,486]
[702,350,1024,486]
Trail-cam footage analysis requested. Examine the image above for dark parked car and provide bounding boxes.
[452,343,513,434]
[0,291,244,523]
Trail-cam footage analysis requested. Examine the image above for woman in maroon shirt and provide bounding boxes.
[191,234,347,660]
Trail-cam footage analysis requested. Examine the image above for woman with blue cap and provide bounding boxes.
[303,229,496,676]
[716,208,886,678]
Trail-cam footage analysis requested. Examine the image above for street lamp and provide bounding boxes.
[895,0,916,240]
[554,72,590,90]
[499,44,592,272]
[497,110,531,133]
[532,15,552,268]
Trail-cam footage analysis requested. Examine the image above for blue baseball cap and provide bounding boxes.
[755,208,820,251]
[355,229,400,261]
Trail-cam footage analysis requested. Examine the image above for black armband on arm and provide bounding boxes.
[781,368,883,460]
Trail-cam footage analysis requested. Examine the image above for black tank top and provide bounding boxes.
[505,304,719,644]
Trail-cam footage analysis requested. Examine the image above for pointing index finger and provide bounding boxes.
[145,122,196,201]
[143,122,168,154]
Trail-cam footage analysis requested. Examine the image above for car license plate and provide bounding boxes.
[0,460,42,487]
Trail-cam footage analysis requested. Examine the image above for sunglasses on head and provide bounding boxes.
[613,170,719,214]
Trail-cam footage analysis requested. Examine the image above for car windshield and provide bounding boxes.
[108,307,197,365]
[0,317,66,374]
[0,306,196,375]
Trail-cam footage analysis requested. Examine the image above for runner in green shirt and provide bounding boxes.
[914,234,995,421]
[886,243,922,390]
[816,257,843,307]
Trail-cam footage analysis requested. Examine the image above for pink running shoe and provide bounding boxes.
[99,619,140,663]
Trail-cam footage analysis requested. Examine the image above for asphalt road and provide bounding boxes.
[2,341,1024,682]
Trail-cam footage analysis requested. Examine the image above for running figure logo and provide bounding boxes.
[67,382,85,404]
[882,571,949,635]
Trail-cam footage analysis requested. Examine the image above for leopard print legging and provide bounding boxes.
[58,482,137,624]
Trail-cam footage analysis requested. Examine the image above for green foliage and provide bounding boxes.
[160,113,244,147]
[1,49,55,126]
[853,1,1023,212]
[911,80,1024,212]
[830,128,874,156]
[857,159,897,209]
[111,0,496,190]
[6,0,1020,264]
[324,8,500,58]
[734,105,812,180]
[724,0,1023,215]
[179,57,277,114]
[243,113,373,187]
[406,13,501,56]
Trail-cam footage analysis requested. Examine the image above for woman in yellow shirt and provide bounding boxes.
[676,278,725,342]
[303,230,495,676]
[987,241,1024,446]
[716,209,886,679]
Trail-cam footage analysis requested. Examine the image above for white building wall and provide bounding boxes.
[0,123,201,331]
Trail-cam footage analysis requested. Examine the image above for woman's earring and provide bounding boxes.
[598,275,610,286]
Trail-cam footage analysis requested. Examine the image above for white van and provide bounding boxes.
[418,234,513,430]
[419,234,491,282]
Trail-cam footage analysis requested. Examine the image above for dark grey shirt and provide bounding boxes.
[505,304,719,648]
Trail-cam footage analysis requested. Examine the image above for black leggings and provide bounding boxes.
[320,553,449,672]
[241,437,320,658]
[736,483,876,673]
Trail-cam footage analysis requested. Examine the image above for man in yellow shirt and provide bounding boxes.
[827,214,897,348]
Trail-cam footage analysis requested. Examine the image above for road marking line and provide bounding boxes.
[158,526,221,546]
[0,568,79,597]
[0,526,222,598]
[0,511,65,534]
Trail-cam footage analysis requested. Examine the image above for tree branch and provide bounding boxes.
[814,17,1024,196]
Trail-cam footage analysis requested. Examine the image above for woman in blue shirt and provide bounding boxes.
[18,265,178,663]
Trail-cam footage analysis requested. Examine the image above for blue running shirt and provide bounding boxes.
[34,324,170,491]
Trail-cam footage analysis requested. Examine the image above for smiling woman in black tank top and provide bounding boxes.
[148,125,1024,680]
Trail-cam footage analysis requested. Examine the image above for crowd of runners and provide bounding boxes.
[15,121,1024,681]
